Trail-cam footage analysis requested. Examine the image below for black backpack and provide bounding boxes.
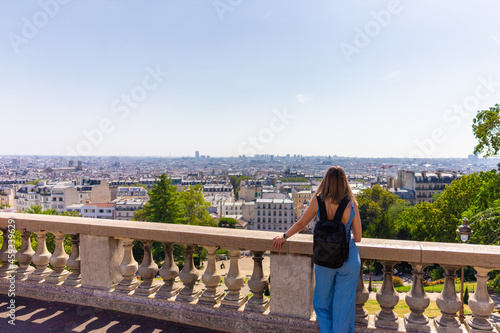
[313,195,351,269]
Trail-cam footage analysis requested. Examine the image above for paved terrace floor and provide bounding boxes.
[1,293,498,333]
[0,295,222,333]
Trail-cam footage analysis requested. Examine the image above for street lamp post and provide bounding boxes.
[456,217,472,324]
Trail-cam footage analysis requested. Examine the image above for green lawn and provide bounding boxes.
[365,282,477,293]
[364,300,471,318]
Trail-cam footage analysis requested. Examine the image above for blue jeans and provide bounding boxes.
[313,239,361,333]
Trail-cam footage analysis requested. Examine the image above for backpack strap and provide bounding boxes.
[333,196,350,221]
[316,195,327,220]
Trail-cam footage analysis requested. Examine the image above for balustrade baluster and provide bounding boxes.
[177,244,202,302]
[135,240,162,296]
[375,261,400,330]
[156,242,181,299]
[466,267,495,332]
[115,238,140,294]
[221,249,248,309]
[434,266,462,333]
[199,246,223,305]
[0,228,16,278]
[355,260,369,326]
[246,250,269,313]
[404,263,431,332]
[15,230,35,280]
[28,231,53,282]
[64,234,81,286]
[46,232,70,283]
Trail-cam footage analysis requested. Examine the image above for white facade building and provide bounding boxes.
[81,203,115,219]
[51,183,78,213]
[114,198,146,221]
[117,187,148,198]
[14,184,53,211]
[254,198,295,232]
[221,201,243,217]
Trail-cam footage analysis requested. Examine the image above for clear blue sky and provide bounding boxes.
[1,1,499,158]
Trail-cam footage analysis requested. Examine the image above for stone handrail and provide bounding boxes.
[0,212,499,333]
[2,213,498,267]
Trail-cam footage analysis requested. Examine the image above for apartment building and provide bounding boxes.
[221,201,243,217]
[117,186,148,198]
[238,180,262,201]
[114,198,146,221]
[0,186,17,208]
[292,189,314,217]
[203,184,234,198]
[76,180,111,204]
[51,183,78,213]
[14,183,53,211]
[394,170,460,204]
[81,203,115,219]
[253,198,295,232]
[415,172,459,204]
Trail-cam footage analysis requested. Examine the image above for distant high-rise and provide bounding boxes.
[195,151,200,159]
[468,154,478,163]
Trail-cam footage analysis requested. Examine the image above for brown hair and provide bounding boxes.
[315,166,357,205]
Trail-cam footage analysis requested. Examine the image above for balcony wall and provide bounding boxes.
[0,212,499,333]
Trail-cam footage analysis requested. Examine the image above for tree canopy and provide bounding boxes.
[394,170,500,243]
[473,103,500,158]
[179,185,217,227]
[219,217,238,228]
[357,185,406,239]
[136,173,185,224]
[134,174,216,226]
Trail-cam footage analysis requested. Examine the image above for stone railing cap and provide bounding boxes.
[1,213,499,268]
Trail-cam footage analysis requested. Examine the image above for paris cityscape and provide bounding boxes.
[1,153,498,231]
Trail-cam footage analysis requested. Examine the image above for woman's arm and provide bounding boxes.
[351,201,362,242]
[272,196,318,250]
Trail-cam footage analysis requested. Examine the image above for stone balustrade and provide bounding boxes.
[0,213,499,333]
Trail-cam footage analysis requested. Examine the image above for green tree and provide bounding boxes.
[394,170,500,243]
[394,202,446,242]
[357,185,404,238]
[132,183,149,190]
[219,217,238,228]
[139,173,184,224]
[61,210,82,217]
[473,103,500,157]
[25,179,45,185]
[25,205,58,215]
[467,206,500,245]
[229,175,252,199]
[179,185,216,227]
[280,177,308,183]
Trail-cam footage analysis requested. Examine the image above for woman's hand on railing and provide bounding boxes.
[272,235,286,250]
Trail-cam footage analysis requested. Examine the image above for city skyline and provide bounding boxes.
[1,1,500,158]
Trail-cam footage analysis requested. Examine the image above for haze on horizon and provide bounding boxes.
[1,1,499,159]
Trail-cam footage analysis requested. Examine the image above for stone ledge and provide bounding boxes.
[2,213,500,267]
